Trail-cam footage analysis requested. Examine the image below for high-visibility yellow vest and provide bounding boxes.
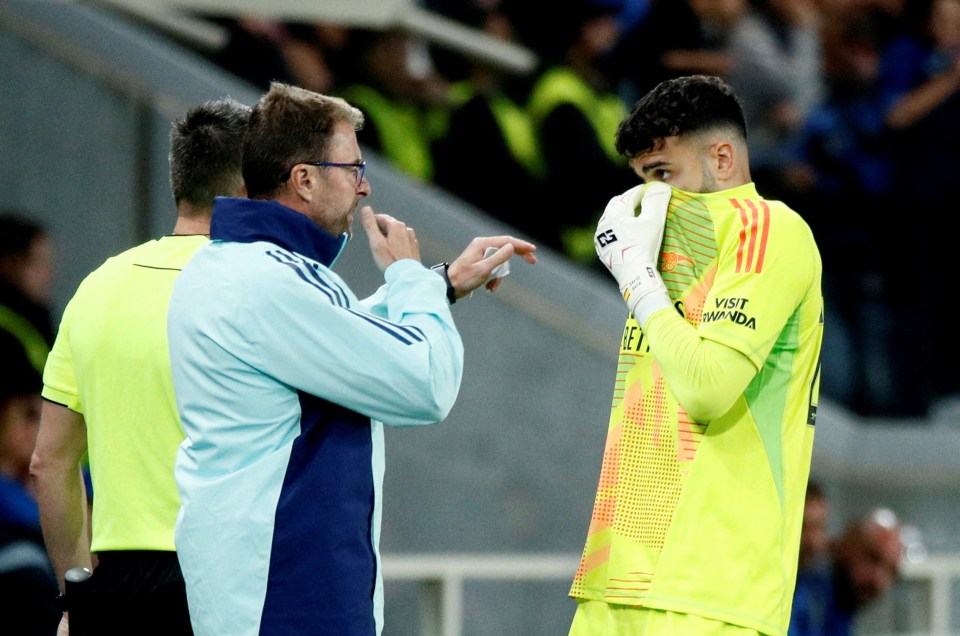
[0,304,49,374]
[341,85,434,182]
[527,66,626,165]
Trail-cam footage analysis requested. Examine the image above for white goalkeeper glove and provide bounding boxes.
[595,181,673,326]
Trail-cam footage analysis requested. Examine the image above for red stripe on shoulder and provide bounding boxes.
[731,199,749,273]
[754,201,771,273]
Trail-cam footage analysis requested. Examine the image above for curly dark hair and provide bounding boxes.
[615,75,748,158]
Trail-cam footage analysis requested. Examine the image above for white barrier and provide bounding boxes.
[382,553,578,636]
[382,553,960,636]
[898,556,960,636]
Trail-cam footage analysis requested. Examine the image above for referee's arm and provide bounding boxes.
[30,400,93,588]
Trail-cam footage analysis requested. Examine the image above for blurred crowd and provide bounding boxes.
[791,481,907,635]
[0,213,61,634]
[190,0,960,418]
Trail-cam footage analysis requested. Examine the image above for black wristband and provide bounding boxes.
[429,262,457,305]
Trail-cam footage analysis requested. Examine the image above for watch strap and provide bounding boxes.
[429,262,457,305]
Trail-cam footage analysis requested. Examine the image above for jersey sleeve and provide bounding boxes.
[41,297,82,413]
[644,308,759,422]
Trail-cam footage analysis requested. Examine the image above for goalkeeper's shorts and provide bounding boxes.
[568,600,762,636]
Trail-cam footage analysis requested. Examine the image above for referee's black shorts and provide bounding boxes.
[68,550,193,636]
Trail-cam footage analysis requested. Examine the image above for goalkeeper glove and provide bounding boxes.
[594,181,673,326]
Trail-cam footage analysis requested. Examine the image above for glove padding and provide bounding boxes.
[595,181,673,326]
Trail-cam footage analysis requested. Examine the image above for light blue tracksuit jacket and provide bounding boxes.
[167,197,464,635]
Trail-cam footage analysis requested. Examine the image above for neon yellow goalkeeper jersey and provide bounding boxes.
[570,183,823,636]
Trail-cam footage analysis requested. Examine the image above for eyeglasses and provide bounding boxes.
[301,160,366,187]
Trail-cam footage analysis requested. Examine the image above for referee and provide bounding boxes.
[29,98,250,635]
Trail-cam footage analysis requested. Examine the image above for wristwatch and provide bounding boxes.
[429,262,457,305]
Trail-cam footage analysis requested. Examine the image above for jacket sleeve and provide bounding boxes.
[247,257,464,427]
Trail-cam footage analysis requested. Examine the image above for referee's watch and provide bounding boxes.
[429,262,457,305]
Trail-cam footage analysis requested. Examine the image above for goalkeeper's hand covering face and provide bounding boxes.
[595,181,673,326]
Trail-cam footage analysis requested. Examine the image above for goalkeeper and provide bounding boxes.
[568,75,824,636]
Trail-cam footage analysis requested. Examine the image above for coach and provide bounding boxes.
[166,82,535,636]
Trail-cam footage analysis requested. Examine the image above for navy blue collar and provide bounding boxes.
[210,197,347,267]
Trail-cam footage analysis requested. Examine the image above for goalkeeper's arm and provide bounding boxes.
[644,309,758,421]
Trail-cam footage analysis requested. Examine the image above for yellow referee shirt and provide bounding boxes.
[42,235,207,552]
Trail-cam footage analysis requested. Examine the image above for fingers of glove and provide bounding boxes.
[634,181,671,235]
[602,213,660,266]
[640,181,671,220]
[595,183,647,263]
[624,181,650,211]
[623,182,671,262]
[599,183,646,226]
[602,181,670,220]
[599,182,670,239]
